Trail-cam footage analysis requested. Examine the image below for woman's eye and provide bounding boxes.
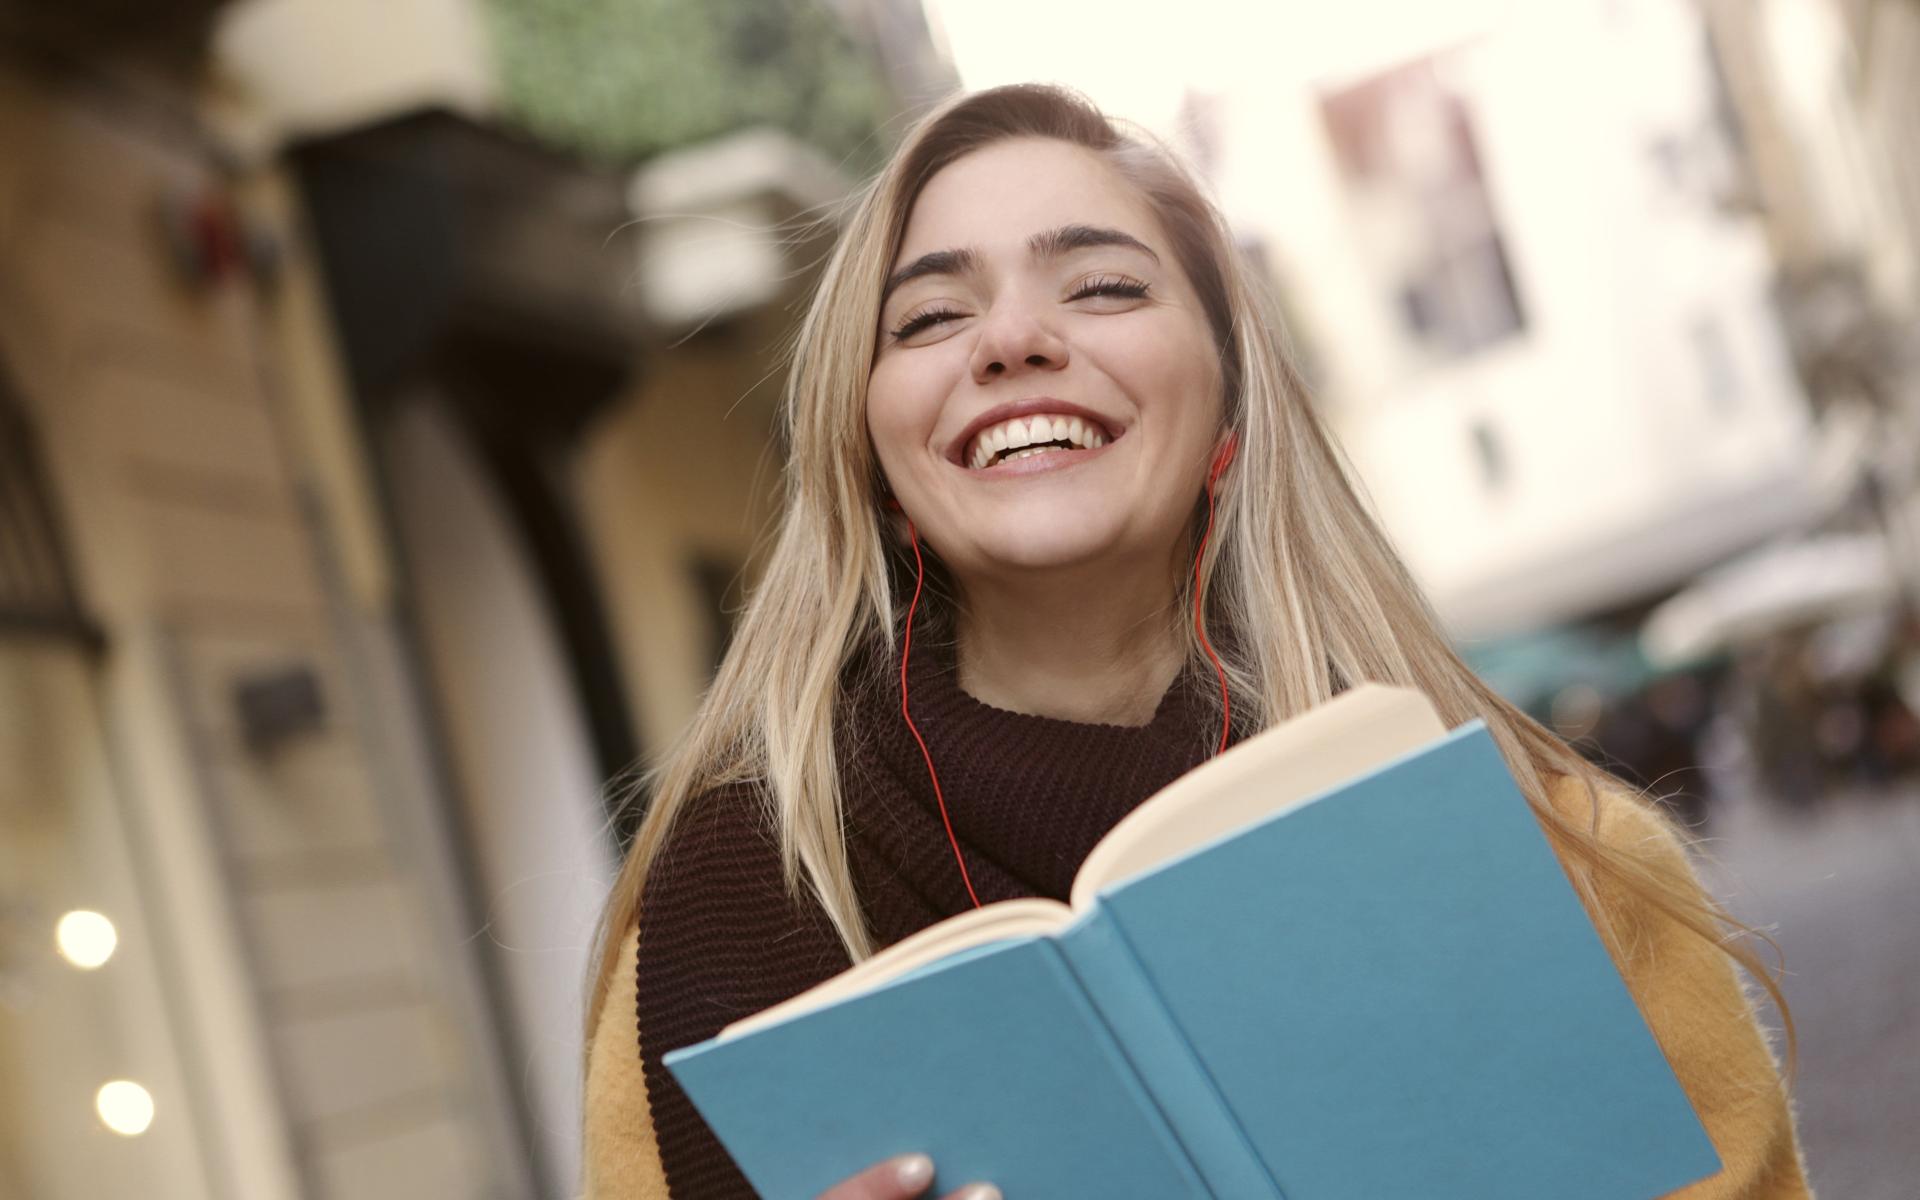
[888,277,1149,343]
[1069,275,1151,302]
[890,306,965,340]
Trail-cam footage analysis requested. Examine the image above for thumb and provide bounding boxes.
[816,1154,936,1200]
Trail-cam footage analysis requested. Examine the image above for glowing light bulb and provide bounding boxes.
[95,1081,155,1136]
[55,910,118,969]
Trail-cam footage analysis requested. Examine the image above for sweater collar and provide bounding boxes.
[843,630,1223,905]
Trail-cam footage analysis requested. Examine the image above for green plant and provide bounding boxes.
[480,0,892,168]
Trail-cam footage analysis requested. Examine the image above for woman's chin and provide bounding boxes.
[915,490,1168,578]
[950,529,1135,577]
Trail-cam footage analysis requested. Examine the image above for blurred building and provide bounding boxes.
[1699,0,1920,591]
[1833,0,1920,289]
[1703,0,1915,304]
[1204,0,1826,640]
[0,2,950,1198]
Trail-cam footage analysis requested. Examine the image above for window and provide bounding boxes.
[1321,57,1527,359]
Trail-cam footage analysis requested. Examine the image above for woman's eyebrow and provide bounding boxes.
[883,247,980,301]
[1026,223,1160,265]
[882,224,1159,301]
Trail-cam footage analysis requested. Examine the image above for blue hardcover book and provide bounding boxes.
[665,686,1722,1199]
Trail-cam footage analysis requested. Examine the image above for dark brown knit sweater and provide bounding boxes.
[632,635,1235,1198]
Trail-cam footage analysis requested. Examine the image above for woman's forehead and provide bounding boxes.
[893,138,1164,267]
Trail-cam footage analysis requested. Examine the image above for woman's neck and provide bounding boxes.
[953,562,1186,727]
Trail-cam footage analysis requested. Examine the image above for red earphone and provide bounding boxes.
[1210,432,1237,483]
[895,432,1239,909]
[1195,432,1237,749]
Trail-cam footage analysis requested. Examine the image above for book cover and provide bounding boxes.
[665,719,1722,1199]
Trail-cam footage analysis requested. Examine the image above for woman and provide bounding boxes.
[582,84,1812,1200]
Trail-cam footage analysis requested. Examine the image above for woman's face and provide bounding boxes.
[867,137,1224,591]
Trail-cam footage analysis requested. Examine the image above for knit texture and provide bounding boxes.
[631,636,1227,1198]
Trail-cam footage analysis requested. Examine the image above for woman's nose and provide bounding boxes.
[968,301,1069,384]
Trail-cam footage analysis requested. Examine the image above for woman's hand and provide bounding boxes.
[814,1153,1000,1200]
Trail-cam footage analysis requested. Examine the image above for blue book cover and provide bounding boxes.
[665,709,1722,1200]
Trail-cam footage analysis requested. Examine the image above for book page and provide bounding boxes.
[722,685,1446,1038]
[721,897,1072,1038]
[1069,685,1447,910]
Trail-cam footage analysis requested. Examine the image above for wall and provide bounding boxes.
[213,0,496,146]
[381,395,616,1192]
[0,644,215,1199]
[575,339,788,755]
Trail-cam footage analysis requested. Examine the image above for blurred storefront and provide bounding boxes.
[0,1,950,1197]
[0,5,547,1196]
[0,372,221,1197]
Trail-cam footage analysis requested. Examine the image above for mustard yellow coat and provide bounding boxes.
[581,775,1814,1199]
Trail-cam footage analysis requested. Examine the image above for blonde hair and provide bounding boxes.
[586,83,1793,1075]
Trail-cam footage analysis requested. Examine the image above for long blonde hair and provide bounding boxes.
[587,83,1793,1073]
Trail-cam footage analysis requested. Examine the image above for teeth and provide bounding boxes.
[966,412,1111,468]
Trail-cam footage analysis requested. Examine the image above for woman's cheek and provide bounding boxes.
[1107,321,1195,387]
[866,376,933,480]
[872,357,951,453]
[1105,322,1220,433]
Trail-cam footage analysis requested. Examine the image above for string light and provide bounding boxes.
[95,1081,154,1136]
[55,910,118,970]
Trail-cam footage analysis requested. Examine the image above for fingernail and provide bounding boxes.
[956,1186,1002,1200]
[894,1154,934,1189]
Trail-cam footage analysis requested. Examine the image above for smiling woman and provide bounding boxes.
[866,137,1227,722]
[581,85,1811,1200]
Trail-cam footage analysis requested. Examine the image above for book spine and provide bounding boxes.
[1057,910,1288,1200]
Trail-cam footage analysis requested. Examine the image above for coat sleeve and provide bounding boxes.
[580,922,671,1200]
[1545,774,1815,1199]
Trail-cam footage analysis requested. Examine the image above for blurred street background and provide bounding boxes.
[0,0,1914,1196]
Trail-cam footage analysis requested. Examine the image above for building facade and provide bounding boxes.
[1194,0,1823,637]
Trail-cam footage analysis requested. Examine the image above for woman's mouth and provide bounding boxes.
[964,412,1112,471]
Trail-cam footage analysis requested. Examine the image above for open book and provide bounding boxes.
[665,686,1721,1200]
